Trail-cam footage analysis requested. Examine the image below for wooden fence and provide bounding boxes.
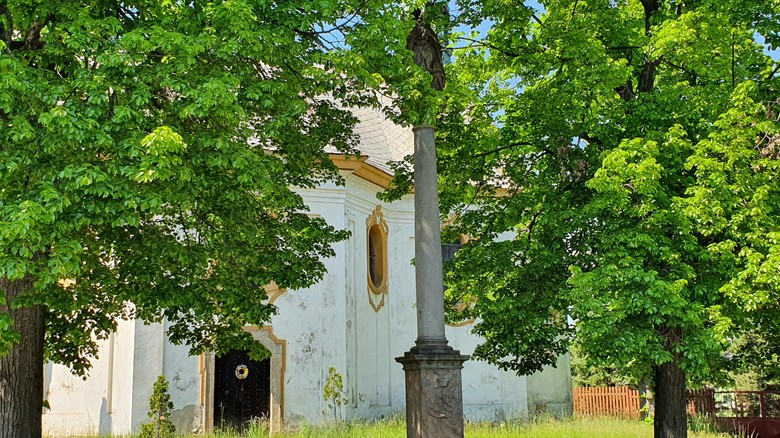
[575,387,780,437]
[687,388,716,417]
[573,386,642,419]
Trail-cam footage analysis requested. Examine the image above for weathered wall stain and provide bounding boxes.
[170,404,200,434]
[171,370,197,392]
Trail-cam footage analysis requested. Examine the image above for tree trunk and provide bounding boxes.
[0,276,45,438]
[639,377,654,421]
[654,359,688,438]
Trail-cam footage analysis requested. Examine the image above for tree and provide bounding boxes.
[730,328,780,391]
[396,1,780,437]
[570,343,630,388]
[139,376,176,438]
[0,1,392,436]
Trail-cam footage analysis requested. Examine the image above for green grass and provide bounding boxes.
[49,416,730,437]
[196,416,729,438]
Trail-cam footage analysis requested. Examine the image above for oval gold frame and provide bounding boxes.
[366,206,389,312]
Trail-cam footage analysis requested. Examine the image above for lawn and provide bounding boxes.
[198,416,728,438]
[48,416,728,437]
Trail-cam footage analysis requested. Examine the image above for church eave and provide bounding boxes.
[330,154,394,189]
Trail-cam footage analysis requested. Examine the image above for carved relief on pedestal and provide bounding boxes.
[424,370,459,419]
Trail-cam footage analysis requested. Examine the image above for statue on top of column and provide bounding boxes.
[406,7,447,91]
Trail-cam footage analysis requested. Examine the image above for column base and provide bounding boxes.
[395,339,470,438]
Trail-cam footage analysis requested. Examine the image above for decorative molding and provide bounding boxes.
[366,205,389,312]
[446,297,477,327]
[330,154,367,171]
[263,282,287,305]
[353,163,394,188]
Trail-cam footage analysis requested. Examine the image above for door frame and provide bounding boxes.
[202,326,286,434]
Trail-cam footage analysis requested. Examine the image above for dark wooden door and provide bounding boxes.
[213,350,270,431]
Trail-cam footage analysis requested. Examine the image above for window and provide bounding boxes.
[368,225,385,290]
[441,238,463,266]
[366,206,388,312]
[442,235,475,327]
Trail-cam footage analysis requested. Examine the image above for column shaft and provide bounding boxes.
[412,125,446,342]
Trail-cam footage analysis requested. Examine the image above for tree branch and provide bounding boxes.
[456,37,521,57]
[606,45,641,51]
[25,16,51,50]
[639,0,659,35]
[638,59,659,93]
[766,62,780,83]
[636,0,661,94]
[1,0,13,48]
[616,78,634,102]
[307,0,369,36]
[470,140,536,158]
[578,132,601,145]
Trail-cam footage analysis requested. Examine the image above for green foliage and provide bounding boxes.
[139,376,176,438]
[0,0,404,375]
[402,0,780,395]
[322,367,349,422]
[570,343,629,387]
[0,300,19,356]
[729,329,780,390]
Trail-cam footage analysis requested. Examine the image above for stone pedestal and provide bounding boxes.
[396,341,470,438]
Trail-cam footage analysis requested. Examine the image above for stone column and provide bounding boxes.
[396,125,469,438]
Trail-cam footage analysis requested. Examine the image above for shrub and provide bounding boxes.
[139,375,177,438]
[322,367,348,422]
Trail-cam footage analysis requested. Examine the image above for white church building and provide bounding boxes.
[42,108,573,436]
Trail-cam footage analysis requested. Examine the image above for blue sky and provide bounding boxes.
[448,0,778,62]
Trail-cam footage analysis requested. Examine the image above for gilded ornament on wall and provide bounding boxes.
[366,206,389,312]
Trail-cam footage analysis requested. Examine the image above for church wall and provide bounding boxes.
[163,320,203,434]
[525,352,574,417]
[343,176,417,420]
[129,319,166,432]
[446,326,530,421]
[42,318,138,436]
[336,175,534,423]
[109,318,138,434]
[41,307,206,436]
[447,230,531,421]
[376,192,418,419]
[41,170,569,436]
[268,183,350,424]
[42,344,109,435]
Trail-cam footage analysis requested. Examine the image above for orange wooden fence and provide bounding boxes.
[687,387,716,417]
[573,386,642,419]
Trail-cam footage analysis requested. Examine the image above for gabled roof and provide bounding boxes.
[332,105,414,188]
[349,106,413,175]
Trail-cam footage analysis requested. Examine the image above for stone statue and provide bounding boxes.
[406,9,446,91]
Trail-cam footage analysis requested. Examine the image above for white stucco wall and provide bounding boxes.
[163,320,203,434]
[526,352,574,417]
[43,318,139,436]
[343,176,417,420]
[41,171,570,436]
[43,343,110,435]
[269,182,350,424]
